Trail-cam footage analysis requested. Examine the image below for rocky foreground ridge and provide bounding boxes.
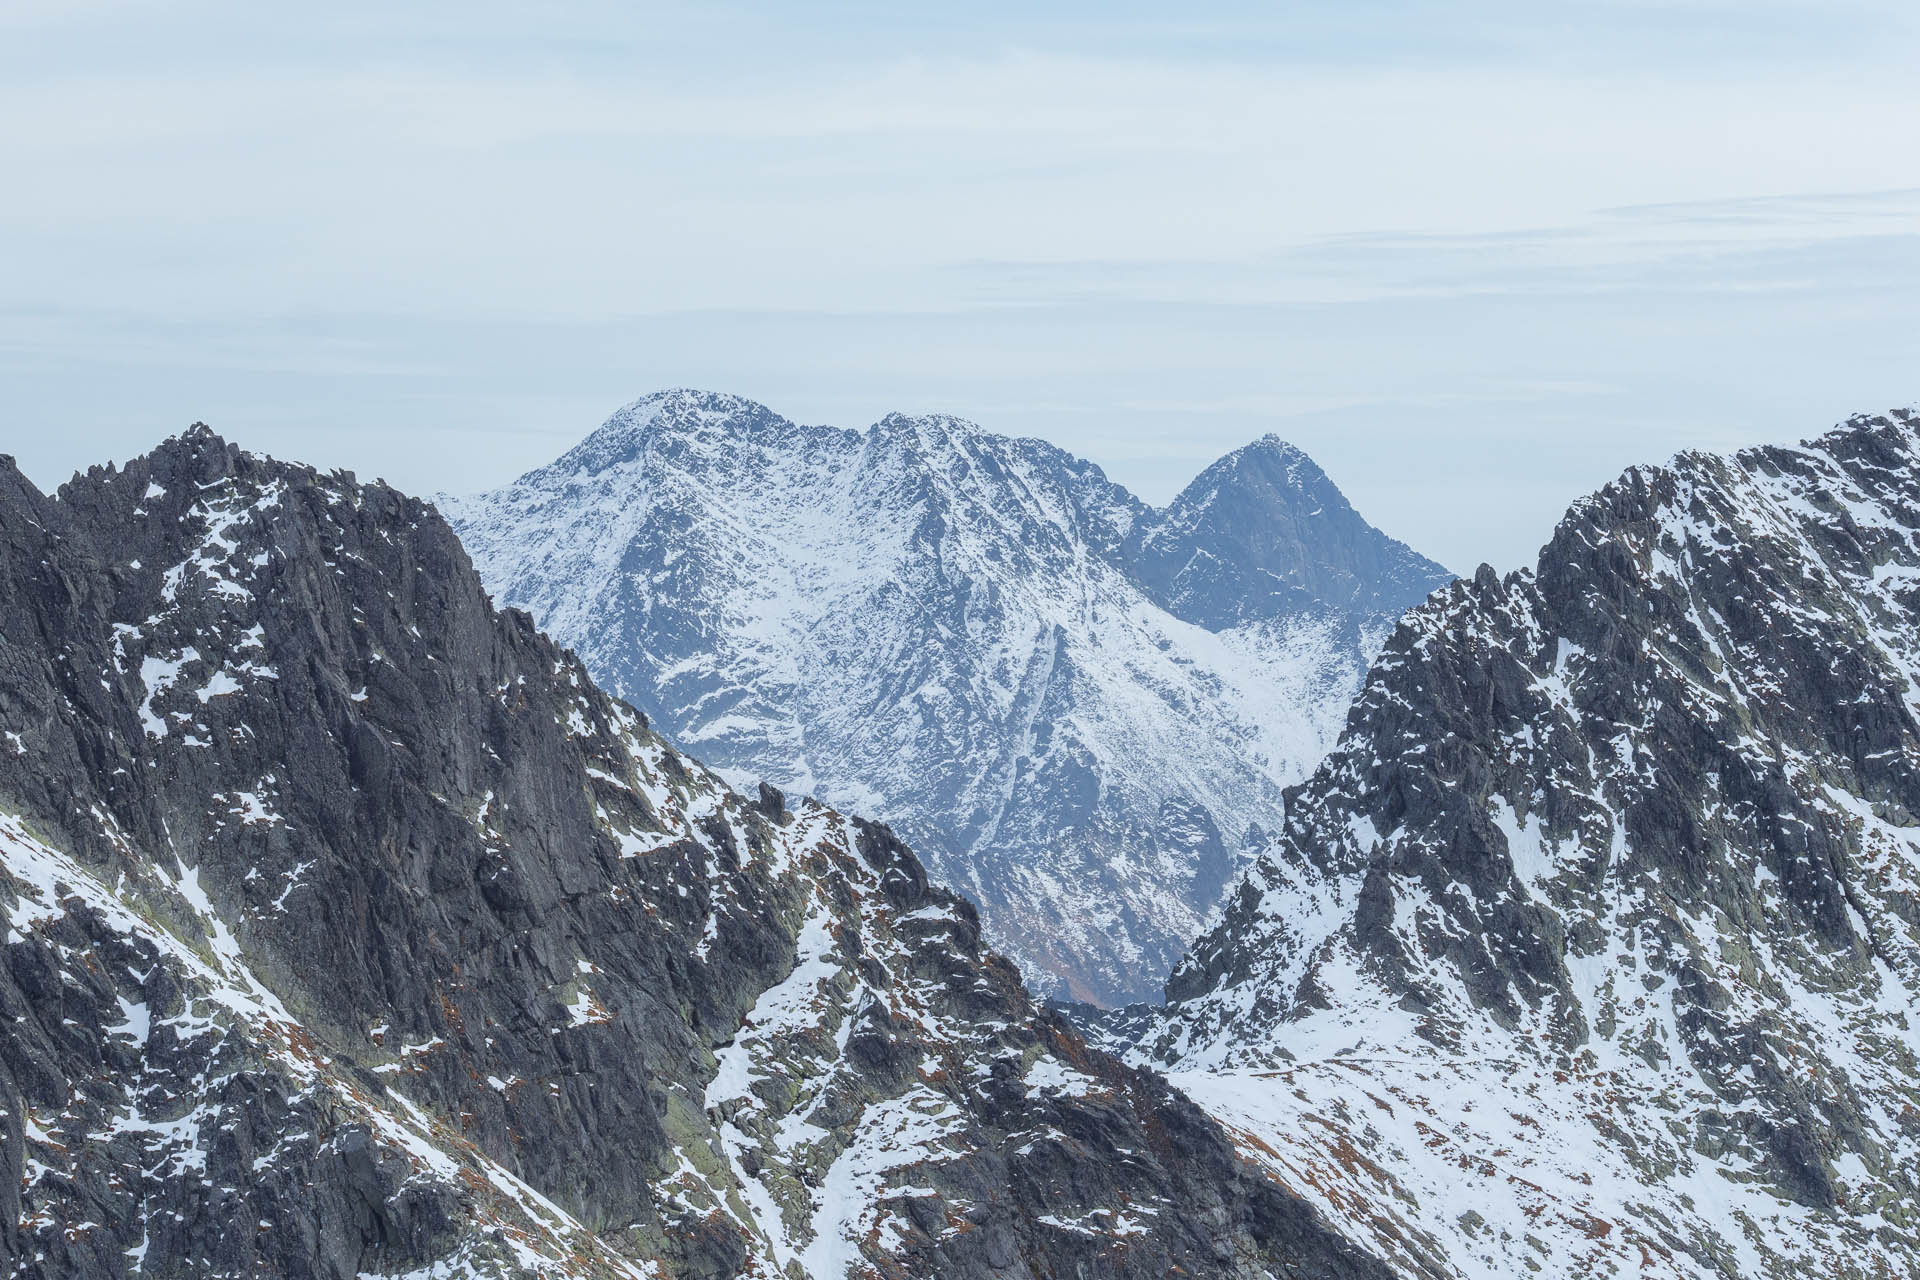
[1114,411,1920,1278]
[0,427,1387,1279]
[445,390,1450,1004]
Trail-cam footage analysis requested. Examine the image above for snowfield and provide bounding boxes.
[445,389,1447,1004]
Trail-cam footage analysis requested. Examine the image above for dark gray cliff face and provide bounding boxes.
[1129,412,1920,1279]
[0,427,1388,1279]
[445,391,1452,1006]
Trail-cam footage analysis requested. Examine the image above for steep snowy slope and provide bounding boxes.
[0,427,1391,1279]
[445,391,1449,1004]
[1128,411,1920,1278]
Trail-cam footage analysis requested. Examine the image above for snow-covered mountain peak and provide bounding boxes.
[1238,431,1316,468]
[1129,433,1451,631]
[1140,434,1334,549]
[867,408,988,450]
[525,388,849,486]
[445,395,1455,1004]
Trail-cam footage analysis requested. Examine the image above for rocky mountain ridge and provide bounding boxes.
[0,426,1387,1279]
[444,390,1451,1004]
[1114,410,1920,1279]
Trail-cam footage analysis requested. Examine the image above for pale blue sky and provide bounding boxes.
[3,2,1917,570]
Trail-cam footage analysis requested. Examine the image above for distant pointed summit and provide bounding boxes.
[1128,434,1451,631]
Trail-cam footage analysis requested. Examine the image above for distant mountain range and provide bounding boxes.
[443,390,1452,1004]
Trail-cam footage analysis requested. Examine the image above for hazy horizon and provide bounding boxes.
[5,1,1917,571]
[18,386,1920,579]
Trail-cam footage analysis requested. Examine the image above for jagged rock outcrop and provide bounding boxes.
[444,391,1450,1004]
[1122,411,1920,1278]
[0,426,1389,1279]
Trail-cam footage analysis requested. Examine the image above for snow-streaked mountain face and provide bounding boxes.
[1123,412,1920,1278]
[0,428,1390,1280]
[1129,435,1452,630]
[444,390,1451,1005]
